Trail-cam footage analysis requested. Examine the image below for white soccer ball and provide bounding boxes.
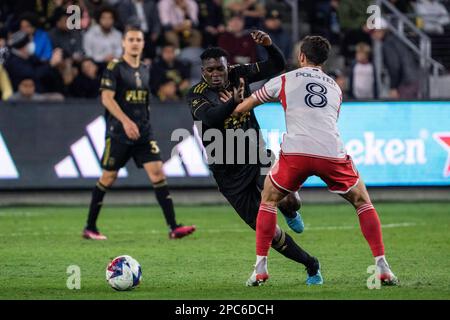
[106,255,142,291]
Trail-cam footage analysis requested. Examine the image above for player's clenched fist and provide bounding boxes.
[251,30,272,46]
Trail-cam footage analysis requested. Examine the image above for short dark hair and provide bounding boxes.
[300,35,331,66]
[19,12,40,28]
[123,25,144,38]
[200,47,229,61]
[95,5,117,23]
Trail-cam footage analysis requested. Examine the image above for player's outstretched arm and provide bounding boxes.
[247,30,286,82]
[101,90,140,140]
[233,95,261,116]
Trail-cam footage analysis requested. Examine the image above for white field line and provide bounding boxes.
[0,222,418,237]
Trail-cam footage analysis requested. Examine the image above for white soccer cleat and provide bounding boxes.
[246,269,269,287]
[376,258,399,286]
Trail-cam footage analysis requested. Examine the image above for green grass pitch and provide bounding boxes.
[0,202,449,300]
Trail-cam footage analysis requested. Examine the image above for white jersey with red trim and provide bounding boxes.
[252,66,345,159]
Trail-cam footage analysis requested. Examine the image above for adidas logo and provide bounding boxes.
[163,130,210,177]
[0,133,19,179]
[55,116,210,178]
[55,117,128,178]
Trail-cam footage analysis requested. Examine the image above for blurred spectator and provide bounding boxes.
[158,0,200,48]
[338,0,372,31]
[338,0,373,61]
[1,0,49,30]
[225,0,265,29]
[48,8,84,61]
[117,0,161,60]
[348,42,378,100]
[4,31,64,93]
[150,43,190,100]
[370,19,420,99]
[257,9,291,63]
[69,57,100,98]
[84,0,106,22]
[49,0,91,30]
[307,0,341,45]
[197,0,226,47]
[218,13,256,64]
[415,0,450,35]
[8,78,64,102]
[83,6,122,64]
[179,33,203,84]
[0,64,13,101]
[157,77,181,102]
[19,12,53,61]
[329,69,348,99]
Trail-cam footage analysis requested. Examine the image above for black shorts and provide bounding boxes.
[215,170,266,230]
[100,136,162,171]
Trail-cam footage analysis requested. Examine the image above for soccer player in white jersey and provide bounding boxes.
[234,35,398,287]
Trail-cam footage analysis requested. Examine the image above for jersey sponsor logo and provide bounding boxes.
[345,132,427,166]
[433,132,450,177]
[223,112,251,129]
[125,90,148,103]
[0,133,19,179]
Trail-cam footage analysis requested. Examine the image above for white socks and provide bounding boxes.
[375,255,391,273]
[255,255,268,274]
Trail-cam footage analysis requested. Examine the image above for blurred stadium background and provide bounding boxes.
[0,0,449,300]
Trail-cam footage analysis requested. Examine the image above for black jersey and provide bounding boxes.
[100,58,152,145]
[186,44,286,195]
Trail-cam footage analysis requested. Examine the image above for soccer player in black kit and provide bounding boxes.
[82,26,196,240]
[186,30,322,286]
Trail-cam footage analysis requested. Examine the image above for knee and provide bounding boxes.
[278,192,301,212]
[273,225,281,240]
[99,172,118,187]
[351,192,372,209]
[261,189,279,207]
[150,169,166,184]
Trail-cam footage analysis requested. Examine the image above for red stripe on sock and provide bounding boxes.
[256,203,278,256]
[357,204,374,215]
[357,205,385,257]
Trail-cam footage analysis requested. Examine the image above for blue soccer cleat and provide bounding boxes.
[306,257,323,286]
[306,270,323,286]
[284,211,305,234]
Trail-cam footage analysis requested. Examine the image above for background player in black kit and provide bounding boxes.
[82,26,196,240]
[186,31,320,285]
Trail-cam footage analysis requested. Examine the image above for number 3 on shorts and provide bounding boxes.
[150,140,160,154]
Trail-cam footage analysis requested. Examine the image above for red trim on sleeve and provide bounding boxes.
[337,94,342,118]
[279,75,287,111]
[262,86,271,101]
[255,89,264,103]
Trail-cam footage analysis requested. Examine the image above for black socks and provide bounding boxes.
[272,229,316,269]
[86,182,108,231]
[153,180,178,230]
